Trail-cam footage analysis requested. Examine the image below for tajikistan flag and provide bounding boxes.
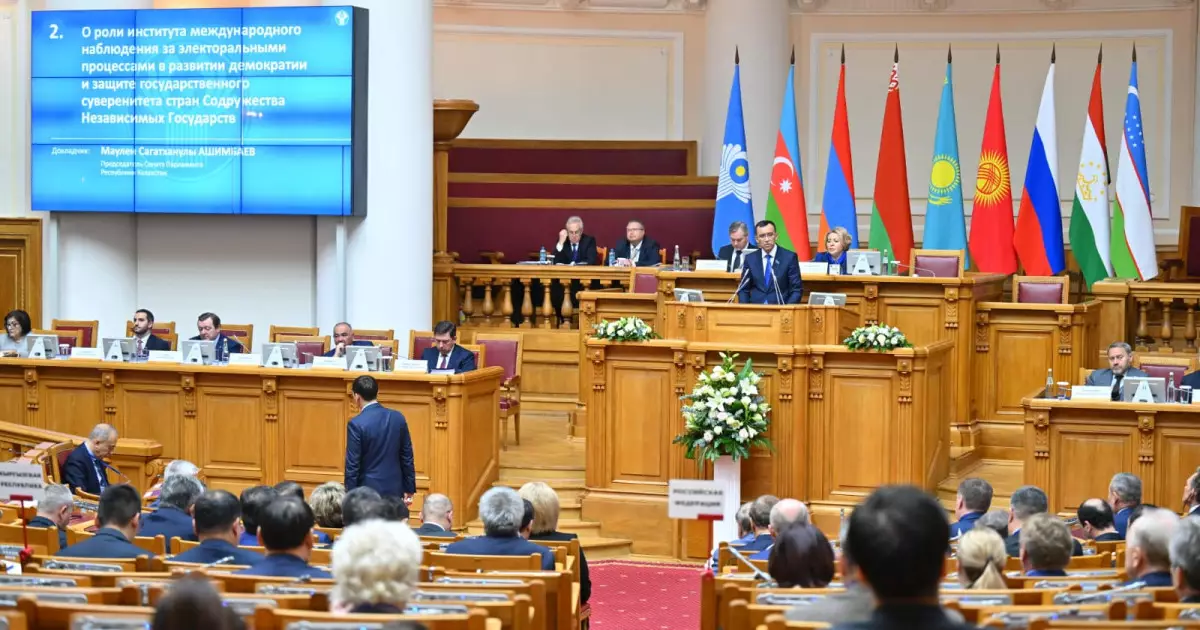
[1068,47,1112,288]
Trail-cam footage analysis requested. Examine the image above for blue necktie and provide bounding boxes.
[764,253,774,304]
[572,244,578,262]
[93,456,108,490]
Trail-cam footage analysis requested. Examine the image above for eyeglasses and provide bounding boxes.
[4,321,18,329]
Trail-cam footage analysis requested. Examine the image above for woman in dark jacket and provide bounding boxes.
[520,481,591,604]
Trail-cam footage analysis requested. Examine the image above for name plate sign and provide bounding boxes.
[69,347,103,360]
[310,356,346,370]
[393,359,429,373]
[0,462,46,502]
[1070,385,1112,400]
[667,479,725,521]
[147,350,182,363]
[228,353,263,367]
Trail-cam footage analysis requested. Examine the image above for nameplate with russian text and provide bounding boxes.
[667,479,725,521]
[310,356,346,370]
[0,462,46,503]
[799,262,831,275]
[228,353,262,367]
[69,347,103,360]
[393,359,429,373]
[1070,385,1112,401]
[147,350,182,364]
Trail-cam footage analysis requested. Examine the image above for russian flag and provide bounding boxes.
[819,46,858,249]
[1013,50,1065,276]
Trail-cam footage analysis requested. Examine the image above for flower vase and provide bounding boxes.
[711,455,742,549]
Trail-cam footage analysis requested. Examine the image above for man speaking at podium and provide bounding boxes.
[737,220,802,305]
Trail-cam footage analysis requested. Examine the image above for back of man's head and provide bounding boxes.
[38,483,72,518]
[843,485,948,600]
[958,478,994,513]
[97,484,142,530]
[273,480,305,501]
[258,497,314,552]
[351,375,379,402]
[735,502,753,537]
[341,487,384,528]
[1010,485,1049,522]
[163,459,199,479]
[239,485,278,536]
[769,499,810,536]
[1077,498,1115,531]
[1128,507,1179,573]
[749,495,779,531]
[1019,513,1072,571]
[1170,517,1200,594]
[422,493,453,525]
[159,475,204,512]
[193,490,242,537]
[1110,472,1143,506]
[976,510,1010,539]
[478,487,523,537]
[520,499,534,533]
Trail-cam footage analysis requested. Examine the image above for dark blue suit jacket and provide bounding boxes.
[421,345,477,374]
[813,251,848,275]
[57,527,151,558]
[612,238,662,267]
[238,531,260,547]
[28,515,68,550]
[345,403,416,498]
[1183,371,1200,392]
[445,535,554,570]
[414,523,456,538]
[233,553,331,579]
[62,443,107,496]
[322,339,373,357]
[188,334,244,360]
[949,511,984,538]
[1115,506,1134,539]
[1132,571,1173,587]
[137,506,196,552]
[172,538,264,567]
[737,247,803,305]
[142,334,171,352]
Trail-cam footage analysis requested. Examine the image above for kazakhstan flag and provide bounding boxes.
[923,52,968,268]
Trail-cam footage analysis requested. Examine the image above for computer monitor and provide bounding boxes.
[261,343,298,368]
[180,339,215,365]
[808,292,847,306]
[346,345,381,372]
[846,250,881,276]
[673,288,705,303]
[101,337,136,362]
[1122,376,1167,403]
[24,334,57,359]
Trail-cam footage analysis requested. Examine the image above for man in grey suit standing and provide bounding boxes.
[1085,342,1148,401]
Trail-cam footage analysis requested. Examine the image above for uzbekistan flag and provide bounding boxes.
[866,46,914,268]
[765,49,810,259]
[1013,47,1064,276]
[1068,46,1113,288]
[968,46,1016,273]
[1111,46,1157,280]
[923,46,967,269]
[819,45,857,250]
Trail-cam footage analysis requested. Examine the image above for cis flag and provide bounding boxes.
[1111,46,1157,280]
[968,47,1016,273]
[819,45,858,250]
[1013,47,1065,276]
[866,46,914,267]
[712,50,756,257]
[764,49,811,259]
[923,47,968,269]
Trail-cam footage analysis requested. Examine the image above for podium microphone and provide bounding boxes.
[727,266,753,304]
[770,263,784,305]
[101,461,129,483]
[725,543,771,582]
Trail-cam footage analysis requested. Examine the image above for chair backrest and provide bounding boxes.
[632,272,659,294]
[220,324,254,350]
[53,444,72,483]
[1133,353,1197,387]
[269,325,317,343]
[473,333,522,382]
[1,521,60,554]
[1180,205,1200,278]
[254,607,489,630]
[910,249,964,278]
[16,597,153,630]
[291,337,331,363]
[459,344,486,369]
[211,571,335,594]
[368,339,398,358]
[35,329,81,351]
[597,246,609,264]
[428,552,541,572]
[51,320,98,348]
[410,330,437,360]
[125,321,175,337]
[1014,275,1070,304]
[354,328,395,341]
[160,333,179,351]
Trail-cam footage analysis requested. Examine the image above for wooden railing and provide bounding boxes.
[449,264,637,329]
[1091,281,1200,353]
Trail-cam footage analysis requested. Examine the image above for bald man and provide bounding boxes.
[750,498,810,560]
[63,424,119,495]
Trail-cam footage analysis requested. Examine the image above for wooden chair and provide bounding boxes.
[220,324,254,351]
[1013,275,1070,304]
[269,325,317,343]
[0,610,25,630]
[461,343,486,369]
[410,330,437,360]
[0,520,61,553]
[1133,353,1197,389]
[254,607,489,630]
[125,321,175,337]
[64,529,165,556]
[34,329,80,353]
[419,581,547,630]
[0,584,119,605]
[1004,552,1113,572]
[23,567,172,589]
[428,551,541,572]
[288,336,330,363]
[16,596,153,630]
[973,602,1126,627]
[208,571,336,594]
[475,332,523,449]
[160,332,179,351]
[50,320,98,348]
[446,569,573,630]
[631,271,658,294]
[909,249,964,278]
[368,338,399,358]
[759,615,833,629]
[598,246,608,264]
[31,553,139,572]
[354,328,395,341]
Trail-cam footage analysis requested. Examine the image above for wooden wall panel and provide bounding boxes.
[1051,426,1133,511]
[119,383,182,460]
[0,219,43,328]
[995,331,1055,417]
[1157,430,1200,509]
[280,390,347,485]
[609,363,671,484]
[0,374,26,425]
[392,397,433,489]
[880,302,942,347]
[825,373,891,499]
[41,379,102,437]
[198,387,264,492]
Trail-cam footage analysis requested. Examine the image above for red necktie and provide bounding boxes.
[438,354,448,369]
[136,338,144,356]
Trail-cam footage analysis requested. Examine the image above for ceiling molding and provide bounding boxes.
[790,0,1193,13]
[434,0,707,13]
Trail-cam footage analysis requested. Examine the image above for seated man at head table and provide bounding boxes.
[717,220,753,273]
[554,215,598,265]
[737,220,803,305]
[420,321,476,374]
[138,475,203,552]
[323,322,374,358]
[62,423,119,496]
[611,219,662,267]
[27,483,72,550]
[234,496,332,579]
[171,489,264,566]
[56,484,154,558]
[444,486,554,570]
[1084,341,1148,401]
[189,312,244,361]
[130,308,172,356]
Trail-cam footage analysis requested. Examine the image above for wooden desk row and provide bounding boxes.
[0,359,505,528]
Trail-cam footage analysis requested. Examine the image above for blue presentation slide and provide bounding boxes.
[30,6,363,215]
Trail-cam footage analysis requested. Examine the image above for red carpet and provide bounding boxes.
[588,560,703,630]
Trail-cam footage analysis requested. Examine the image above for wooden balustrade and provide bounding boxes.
[1094,281,1200,354]
[447,264,636,329]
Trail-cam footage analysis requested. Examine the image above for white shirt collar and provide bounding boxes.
[362,400,379,409]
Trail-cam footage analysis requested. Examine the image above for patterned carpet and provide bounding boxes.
[588,560,703,630]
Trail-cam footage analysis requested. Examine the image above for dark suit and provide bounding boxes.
[234,553,331,579]
[612,238,661,267]
[831,603,976,630]
[1095,531,1123,542]
[137,506,196,552]
[62,443,108,496]
[188,334,244,361]
[421,345,476,374]
[1085,367,1149,401]
[1183,371,1200,392]
[322,339,373,358]
[554,235,598,266]
[139,334,171,353]
[813,251,849,275]
[414,522,456,538]
[445,535,555,570]
[57,527,151,558]
[238,531,260,547]
[1132,571,1173,587]
[740,533,774,554]
[737,247,803,305]
[717,245,753,273]
[27,515,67,550]
[1115,506,1135,539]
[532,530,591,603]
[1026,569,1068,577]
[949,511,984,538]
[1005,528,1084,557]
[172,538,264,566]
[345,402,416,499]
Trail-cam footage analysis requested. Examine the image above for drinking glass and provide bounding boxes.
[1181,385,1194,405]
[1056,382,1069,400]
[681,256,690,271]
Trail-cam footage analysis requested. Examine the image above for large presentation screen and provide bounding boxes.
[30,6,368,215]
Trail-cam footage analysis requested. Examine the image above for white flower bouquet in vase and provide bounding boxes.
[591,316,657,342]
[843,323,912,352]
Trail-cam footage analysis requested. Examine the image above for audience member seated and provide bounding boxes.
[234,496,331,579]
[518,499,535,539]
[955,528,1007,589]
[310,481,346,529]
[1019,513,1072,577]
[139,474,203,552]
[831,485,974,630]
[785,521,872,624]
[445,487,554,570]
[949,478,992,538]
[1170,516,1200,603]
[750,498,810,560]
[740,494,779,555]
[520,482,590,603]
[341,487,387,528]
[1086,342,1148,401]
[57,484,152,558]
[1125,507,1178,587]
[976,509,1010,539]
[237,485,278,547]
[1183,467,1200,517]
[1077,498,1123,542]
[325,322,373,358]
[768,524,835,588]
[612,219,661,267]
[420,321,477,374]
[1109,472,1143,539]
[0,309,31,357]
[711,501,753,569]
[414,493,455,537]
[153,576,246,630]
[1005,485,1082,557]
[144,459,200,507]
[383,495,411,522]
[62,423,119,495]
[1129,503,1158,530]
[27,483,71,550]
[172,490,264,566]
[331,519,424,614]
[554,215,598,265]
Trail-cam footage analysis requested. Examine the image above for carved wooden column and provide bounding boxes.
[431,100,479,323]
[1135,299,1151,351]
[1159,298,1175,351]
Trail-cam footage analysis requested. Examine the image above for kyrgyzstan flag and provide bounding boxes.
[968,46,1017,274]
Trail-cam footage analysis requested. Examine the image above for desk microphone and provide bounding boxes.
[727,266,753,304]
[769,263,785,305]
[101,461,129,483]
[724,543,771,582]
[203,555,236,568]
[902,264,941,278]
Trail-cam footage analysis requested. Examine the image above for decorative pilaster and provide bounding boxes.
[23,368,37,413]
[896,357,913,404]
[101,371,117,420]
[262,378,277,422]
[943,287,960,329]
[975,312,990,352]
[181,375,195,419]
[433,386,449,429]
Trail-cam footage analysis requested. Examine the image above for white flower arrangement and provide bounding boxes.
[673,352,772,463]
[843,323,912,352]
[591,316,657,342]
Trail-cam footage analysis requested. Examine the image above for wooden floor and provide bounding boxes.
[938,458,1025,510]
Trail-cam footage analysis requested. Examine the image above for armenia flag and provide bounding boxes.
[1013,49,1065,276]
[712,54,756,257]
[923,48,967,268]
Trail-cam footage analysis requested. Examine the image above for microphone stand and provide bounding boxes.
[727,266,753,304]
[769,261,784,305]
[725,543,771,582]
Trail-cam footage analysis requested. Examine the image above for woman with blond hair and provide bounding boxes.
[812,227,852,274]
[956,527,1008,589]
[310,481,347,529]
[519,481,591,604]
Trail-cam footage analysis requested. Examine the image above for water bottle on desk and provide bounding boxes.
[1169,372,1177,403]
[539,246,547,264]
[673,245,681,271]
[222,337,230,365]
[881,249,890,276]
[607,249,616,267]
[1045,368,1054,398]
